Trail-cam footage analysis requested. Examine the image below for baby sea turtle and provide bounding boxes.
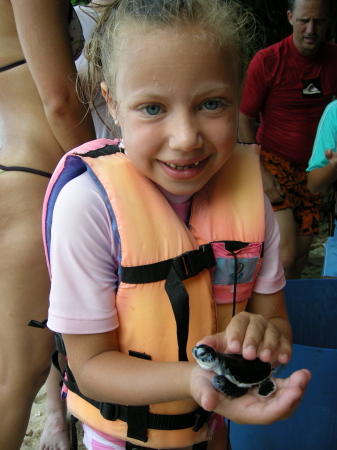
[192,344,276,398]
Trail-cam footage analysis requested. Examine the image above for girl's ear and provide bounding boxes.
[101,81,117,121]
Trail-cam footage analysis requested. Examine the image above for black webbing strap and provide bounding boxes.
[165,265,190,361]
[193,442,209,450]
[52,348,211,442]
[121,244,216,361]
[28,319,48,329]
[69,415,79,450]
[125,441,208,450]
[126,406,149,442]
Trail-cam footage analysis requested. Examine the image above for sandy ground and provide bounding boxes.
[21,221,329,449]
[21,385,86,450]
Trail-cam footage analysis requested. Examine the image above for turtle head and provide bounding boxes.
[192,344,218,370]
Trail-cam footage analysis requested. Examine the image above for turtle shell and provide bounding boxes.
[219,353,272,385]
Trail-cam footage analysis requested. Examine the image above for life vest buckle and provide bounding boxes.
[193,407,213,432]
[100,402,120,421]
[173,244,216,279]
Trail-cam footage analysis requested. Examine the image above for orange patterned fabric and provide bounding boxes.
[261,150,322,235]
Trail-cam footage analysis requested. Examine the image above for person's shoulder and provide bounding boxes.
[325,99,337,112]
[251,36,288,68]
[255,36,289,57]
[322,40,337,50]
[57,171,100,205]
[320,100,337,124]
[321,40,337,58]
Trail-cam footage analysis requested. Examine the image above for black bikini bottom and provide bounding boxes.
[0,59,26,72]
[0,164,52,178]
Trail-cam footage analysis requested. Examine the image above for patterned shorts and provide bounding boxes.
[261,150,323,236]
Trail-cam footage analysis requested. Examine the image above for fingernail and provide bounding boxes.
[231,340,241,351]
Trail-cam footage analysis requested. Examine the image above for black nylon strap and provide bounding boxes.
[193,442,209,450]
[52,351,211,432]
[165,265,190,361]
[125,442,208,450]
[121,243,216,284]
[126,406,149,442]
[28,319,48,329]
[125,443,151,450]
[75,144,122,159]
[121,244,216,362]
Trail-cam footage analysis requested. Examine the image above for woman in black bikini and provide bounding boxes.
[0,1,95,449]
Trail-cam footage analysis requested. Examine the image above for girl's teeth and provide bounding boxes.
[167,161,200,170]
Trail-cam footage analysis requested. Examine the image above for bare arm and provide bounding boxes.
[238,112,257,143]
[63,326,310,425]
[238,112,283,203]
[63,290,293,404]
[63,330,193,406]
[11,0,96,152]
[307,149,337,193]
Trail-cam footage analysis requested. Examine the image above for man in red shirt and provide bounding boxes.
[239,0,337,279]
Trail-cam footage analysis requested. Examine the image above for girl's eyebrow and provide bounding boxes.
[131,83,233,100]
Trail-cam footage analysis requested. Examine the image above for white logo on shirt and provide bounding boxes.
[302,83,322,95]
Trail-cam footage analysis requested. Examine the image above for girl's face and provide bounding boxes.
[104,26,240,196]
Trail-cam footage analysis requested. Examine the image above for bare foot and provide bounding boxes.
[39,410,70,450]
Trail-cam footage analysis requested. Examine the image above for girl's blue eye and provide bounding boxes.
[202,99,221,111]
[145,105,161,115]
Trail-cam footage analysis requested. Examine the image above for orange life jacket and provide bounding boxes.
[43,139,265,448]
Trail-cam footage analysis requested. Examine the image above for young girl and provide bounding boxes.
[44,1,311,449]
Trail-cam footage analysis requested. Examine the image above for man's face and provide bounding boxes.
[287,0,330,56]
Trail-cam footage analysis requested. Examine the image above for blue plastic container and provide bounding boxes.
[229,279,337,450]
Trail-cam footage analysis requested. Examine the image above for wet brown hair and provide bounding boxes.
[83,0,258,130]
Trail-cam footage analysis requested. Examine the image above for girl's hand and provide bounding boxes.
[190,364,311,424]
[197,311,292,365]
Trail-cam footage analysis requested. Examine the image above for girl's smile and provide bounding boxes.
[159,155,210,180]
[104,25,240,196]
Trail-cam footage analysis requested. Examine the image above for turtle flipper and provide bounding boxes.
[257,377,276,397]
[212,375,249,398]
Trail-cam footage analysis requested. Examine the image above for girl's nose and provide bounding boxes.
[169,115,203,152]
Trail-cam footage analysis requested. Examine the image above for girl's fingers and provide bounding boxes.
[198,311,292,364]
[275,333,292,364]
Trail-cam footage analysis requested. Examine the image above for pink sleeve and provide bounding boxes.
[253,195,286,294]
[47,171,119,334]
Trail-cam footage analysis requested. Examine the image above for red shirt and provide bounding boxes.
[240,35,337,165]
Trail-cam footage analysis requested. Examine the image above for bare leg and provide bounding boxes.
[40,362,70,450]
[0,174,55,449]
[274,208,297,277]
[288,235,315,279]
[275,209,314,279]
